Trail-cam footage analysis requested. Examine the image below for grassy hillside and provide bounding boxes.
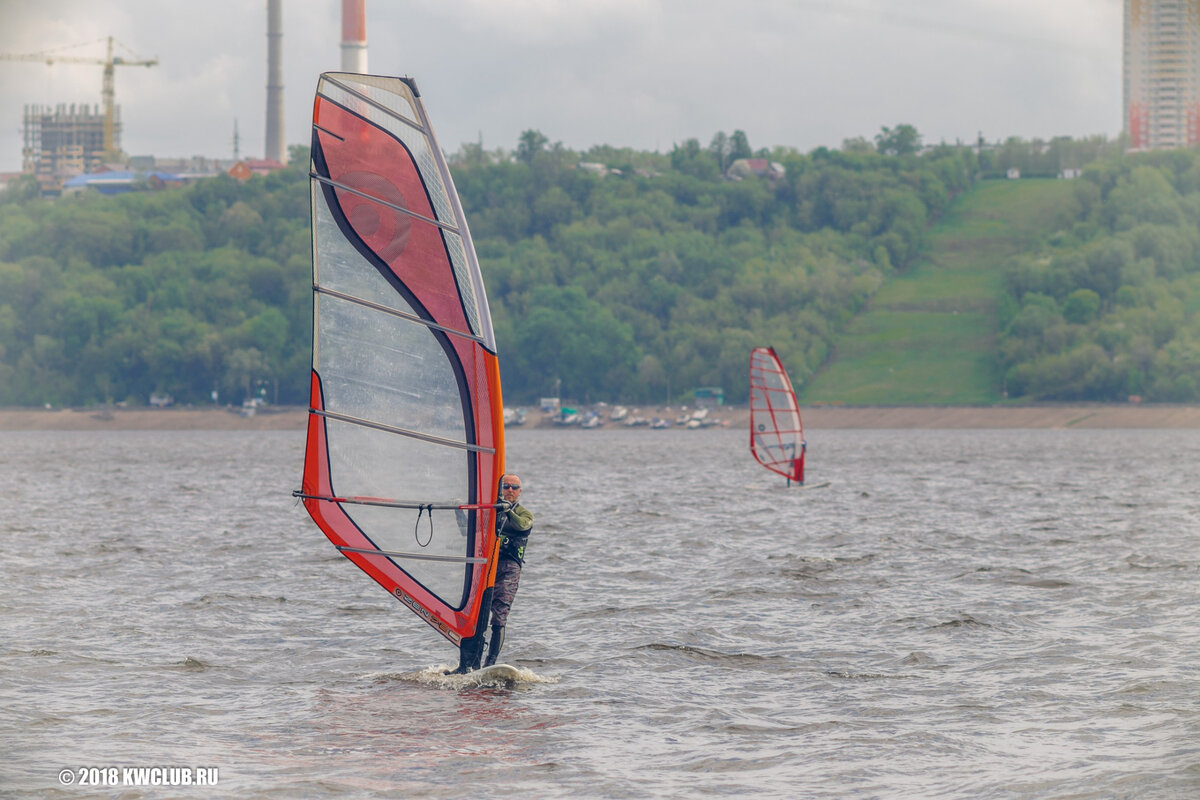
[803,178,1078,404]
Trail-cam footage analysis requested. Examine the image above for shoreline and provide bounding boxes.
[2,404,1200,431]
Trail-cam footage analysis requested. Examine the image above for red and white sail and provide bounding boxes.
[298,73,505,645]
[749,347,805,483]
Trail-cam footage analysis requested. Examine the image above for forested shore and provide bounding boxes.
[2,128,1198,408]
[4,403,1199,431]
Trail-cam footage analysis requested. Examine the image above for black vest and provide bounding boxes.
[497,509,531,565]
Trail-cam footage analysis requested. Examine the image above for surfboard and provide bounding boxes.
[748,479,831,492]
[469,663,522,683]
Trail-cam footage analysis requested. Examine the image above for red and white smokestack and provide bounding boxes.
[341,0,368,73]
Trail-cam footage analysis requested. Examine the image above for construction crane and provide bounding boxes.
[1,36,158,155]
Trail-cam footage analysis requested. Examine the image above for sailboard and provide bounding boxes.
[748,347,806,485]
[468,663,523,684]
[295,72,505,652]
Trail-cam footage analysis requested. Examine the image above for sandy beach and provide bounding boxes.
[3,403,1200,431]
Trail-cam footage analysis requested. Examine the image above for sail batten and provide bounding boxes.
[310,172,461,235]
[336,546,489,565]
[312,123,345,142]
[296,491,499,510]
[313,285,486,343]
[311,409,497,452]
[300,72,505,647]
[319,75,426,133]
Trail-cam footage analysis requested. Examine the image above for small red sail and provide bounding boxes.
[749,347,805,484]
[298,73,505,646]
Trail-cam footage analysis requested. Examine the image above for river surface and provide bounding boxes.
[2,427,1198,799]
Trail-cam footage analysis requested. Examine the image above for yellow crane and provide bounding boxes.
[1,36,158,155]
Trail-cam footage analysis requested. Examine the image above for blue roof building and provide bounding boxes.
[62,170,187,195]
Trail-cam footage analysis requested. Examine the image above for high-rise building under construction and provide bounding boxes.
[1124,0,1200,150]
[23,103,115,190]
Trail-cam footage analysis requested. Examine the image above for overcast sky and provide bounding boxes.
[1,0,1122,173]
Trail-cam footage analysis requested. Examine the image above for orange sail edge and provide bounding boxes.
[482,351,506,589]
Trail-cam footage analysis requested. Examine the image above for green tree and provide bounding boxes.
[508,285,639,402]
[875,124,921,156]
[730,130,753,161]
[1062,288,1101,324]
[709,131,732,175]
[517,129,549,165]
[841,137,874,154]
[670,138,720,180]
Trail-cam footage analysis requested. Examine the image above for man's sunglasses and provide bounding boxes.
[501,483,522,490]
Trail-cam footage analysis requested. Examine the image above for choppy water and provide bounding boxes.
[2,427,1199,799]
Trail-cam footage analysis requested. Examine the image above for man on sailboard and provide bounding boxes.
[484,474,534,667]
[449,474,535,673]
[789,441,806,486]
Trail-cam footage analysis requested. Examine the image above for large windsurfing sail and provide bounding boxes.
[296,72,505,647]
[749,347,805,484]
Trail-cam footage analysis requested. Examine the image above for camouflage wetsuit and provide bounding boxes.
[490,502,534,626]
[448,495,534,673]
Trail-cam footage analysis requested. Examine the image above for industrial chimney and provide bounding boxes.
[341,0,368,73]
[265,0,286,163]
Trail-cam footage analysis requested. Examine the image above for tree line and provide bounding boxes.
[999,150,1200,401]
[1,127,1183,408]
[0,153,312,407]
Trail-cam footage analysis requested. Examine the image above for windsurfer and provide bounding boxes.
[449,474,535,673]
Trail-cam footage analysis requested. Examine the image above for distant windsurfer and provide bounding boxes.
[449,474,534,673]
[791,441,806,486]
